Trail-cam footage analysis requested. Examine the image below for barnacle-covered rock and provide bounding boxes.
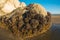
[0,4,51,40]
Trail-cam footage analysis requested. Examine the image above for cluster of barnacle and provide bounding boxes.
[21,10,51,37]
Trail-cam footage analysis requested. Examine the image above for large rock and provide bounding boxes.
[0,4,51,40]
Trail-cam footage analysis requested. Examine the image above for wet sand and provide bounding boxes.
[0,28,14,40]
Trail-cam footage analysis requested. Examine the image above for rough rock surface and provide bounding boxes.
[27,4,47,17]
[0,4,51,40]
[0,0,26,16]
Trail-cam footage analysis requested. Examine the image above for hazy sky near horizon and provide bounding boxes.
[20,0,60,14]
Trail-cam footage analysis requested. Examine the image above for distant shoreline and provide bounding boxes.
[52,14,60,16]
[51,15,60,24]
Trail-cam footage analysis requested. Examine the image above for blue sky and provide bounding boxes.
[20,0,60,14]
